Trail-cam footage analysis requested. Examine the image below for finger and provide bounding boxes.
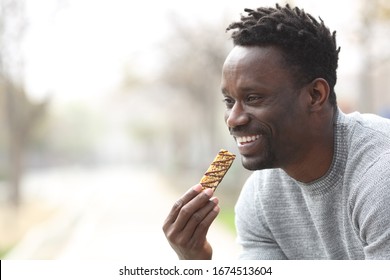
[191,202,220,242]
[183,197,219,236]
[164,184,203,226]
[173,188,214,231]
[165,197,219,250]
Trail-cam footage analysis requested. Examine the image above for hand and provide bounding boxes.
[163,184,220,260]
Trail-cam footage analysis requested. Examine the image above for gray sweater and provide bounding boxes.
[235,109,390,259]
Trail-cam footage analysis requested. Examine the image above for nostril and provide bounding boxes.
[226,115,234,128]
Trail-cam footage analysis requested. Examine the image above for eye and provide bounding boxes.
[246,95,263,104]
[222,96,235,109]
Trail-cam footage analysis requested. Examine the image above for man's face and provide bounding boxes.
[221,45,310,171]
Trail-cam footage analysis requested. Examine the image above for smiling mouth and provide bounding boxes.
[235,135,261,145]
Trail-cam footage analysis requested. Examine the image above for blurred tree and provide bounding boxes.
[357,0,390,113]
[158,15,232,170]
[0,0,48,207]
[1,82,48,206]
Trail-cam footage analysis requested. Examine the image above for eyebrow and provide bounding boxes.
[221,88,228,95]
[221,83,271,96]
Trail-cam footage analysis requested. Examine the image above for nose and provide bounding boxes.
[225,102,249,128]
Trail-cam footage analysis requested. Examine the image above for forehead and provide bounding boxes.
[221,45,294,89]
[223,45,287,75]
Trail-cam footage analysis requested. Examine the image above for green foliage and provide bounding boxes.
[217,206,236,234]
[0,244,13,259]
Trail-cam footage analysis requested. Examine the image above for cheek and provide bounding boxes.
[273,108,308,143]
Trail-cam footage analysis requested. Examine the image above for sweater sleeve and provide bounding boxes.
[351,154,390,259]
[235,173,287,260]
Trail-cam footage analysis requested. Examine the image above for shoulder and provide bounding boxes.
[239,169,287,197]
[342,110,390,140]
[235,170,274,211]
[351,152,390,202]
[349,152,390,232]
[236,169,298,212]
[340,111,390,174]
[349,153,390,258]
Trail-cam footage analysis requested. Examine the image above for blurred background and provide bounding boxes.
[0,0,389,260]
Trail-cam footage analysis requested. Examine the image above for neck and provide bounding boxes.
[285,108,336,183]
[287,140,334,183]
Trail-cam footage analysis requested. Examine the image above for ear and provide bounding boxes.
[308,78,330,112]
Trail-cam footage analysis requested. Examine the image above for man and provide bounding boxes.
[163,4,390,259]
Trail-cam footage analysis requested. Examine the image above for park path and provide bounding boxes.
[5,165,240,260]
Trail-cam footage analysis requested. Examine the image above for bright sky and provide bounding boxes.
[23,0,357,103]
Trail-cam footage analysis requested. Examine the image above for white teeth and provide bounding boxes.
[236,135,260,144]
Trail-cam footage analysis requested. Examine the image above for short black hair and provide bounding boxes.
[226,4,340,107]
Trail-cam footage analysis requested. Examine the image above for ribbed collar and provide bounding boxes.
[295,108,348,197]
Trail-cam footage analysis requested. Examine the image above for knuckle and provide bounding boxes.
[173,199,184,211]
[162,222,170,233]
[192,212,203,223]
[176,236,188,247]
[180,205,192,218]
[164,228,177,241]
[197,220,209,231]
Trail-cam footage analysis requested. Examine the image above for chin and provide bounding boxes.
[241,151,275,171]
[241,156,274,171]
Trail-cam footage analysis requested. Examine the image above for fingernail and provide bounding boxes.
[204,188,213,197]
[192,184,203,192]
[210,197,219,204]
